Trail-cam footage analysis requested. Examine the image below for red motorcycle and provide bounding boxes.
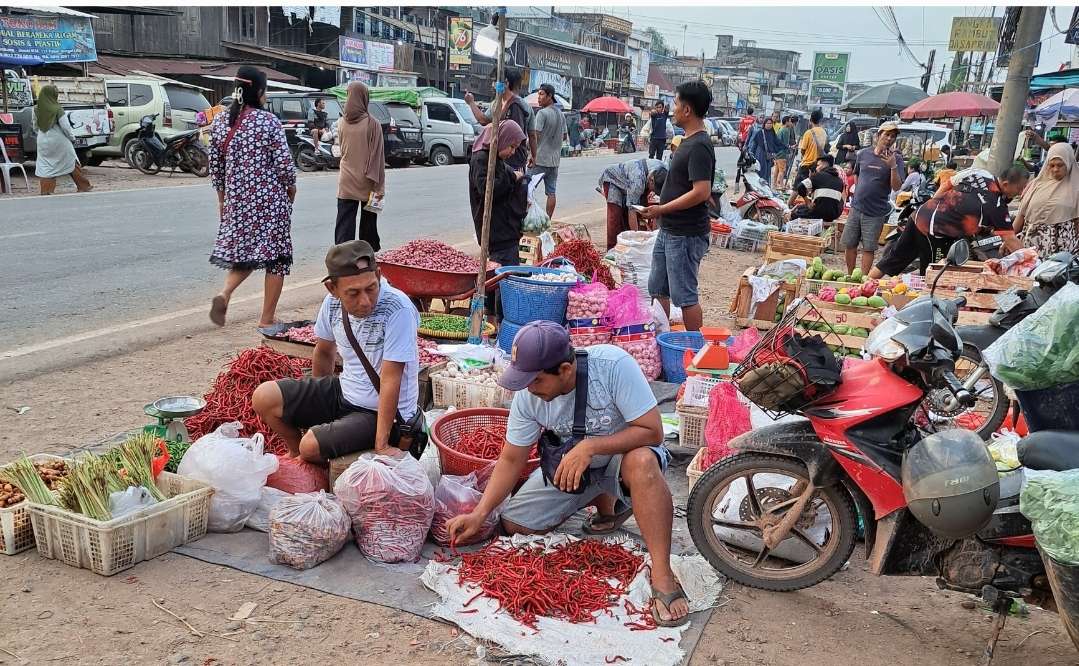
[726,152,786,227]
[687,240,1053,600]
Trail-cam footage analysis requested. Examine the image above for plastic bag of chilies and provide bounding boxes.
[333,452,434,563]
[430,471,501,547]
[269,491,350,570]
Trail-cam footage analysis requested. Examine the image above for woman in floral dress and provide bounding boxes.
[208,66,297,328]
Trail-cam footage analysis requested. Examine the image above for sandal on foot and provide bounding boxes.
[581,506,634,535]
[651,582,690,628]
[210,295,228,327]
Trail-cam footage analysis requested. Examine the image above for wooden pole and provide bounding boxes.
[468,12,507,343]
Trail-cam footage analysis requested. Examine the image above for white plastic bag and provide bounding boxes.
[429,473,499,546]
[269,491,351,570]
[522,174,551,234]
[246,486,293,532]
[176,421,279,533]
[109,486,158,519]
[333,452,434,563]
[607,230,656,311]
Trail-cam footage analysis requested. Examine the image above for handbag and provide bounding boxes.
[340,310,428,460]
[538,349,591,494]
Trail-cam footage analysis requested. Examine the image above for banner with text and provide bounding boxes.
[519,40,584,79]
[0,14,97,64]
[948,17,1002,52]
[448,17,472,67]
[339,36,395,71]
[811,52,849,105]
[529,69,573,106]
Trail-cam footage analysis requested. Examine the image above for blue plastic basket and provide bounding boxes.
[497,319,524,353]
[495,266,580,325]
[657,331,705,384]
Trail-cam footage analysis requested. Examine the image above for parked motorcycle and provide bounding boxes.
[127,114,208,177]
[617,125,636,154]
[293,127,339,172]
[728,153,786,227]
[687,240,1049,600]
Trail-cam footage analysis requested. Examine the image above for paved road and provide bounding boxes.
[0,147,739,354]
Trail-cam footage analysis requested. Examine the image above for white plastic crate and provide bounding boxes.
[681,375,724,409]
[710,232,731,249]
[28,471,212,576]
[0,454,67,556]
[786,218,823,236]
[676,400,708,448]
[431,373,513,409]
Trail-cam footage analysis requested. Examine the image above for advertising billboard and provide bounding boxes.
[0,14,97,64]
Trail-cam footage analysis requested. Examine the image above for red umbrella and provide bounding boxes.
[581,96,633,114]
[899,92,1000,120]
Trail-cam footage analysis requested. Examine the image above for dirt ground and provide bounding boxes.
[0,219,1074,665]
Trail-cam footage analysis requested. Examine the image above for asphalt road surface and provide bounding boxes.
[0,147,739,358]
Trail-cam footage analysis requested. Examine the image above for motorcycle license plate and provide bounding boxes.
[331,145,341,158]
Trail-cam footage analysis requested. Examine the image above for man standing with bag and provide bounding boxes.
[252,241,423,463]
[445,322,690,627]
[796,109,829,183]
[843,120,905,276]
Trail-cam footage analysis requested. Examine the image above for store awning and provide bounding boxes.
[89,54,298,82]
[223,42,340,72]
[201,75,317,93]
[6,6,98,19]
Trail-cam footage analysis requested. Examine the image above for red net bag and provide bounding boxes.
[430,472,500,547]
[333,452,434,563]
[702,382,752,468]
[267,455,330,494]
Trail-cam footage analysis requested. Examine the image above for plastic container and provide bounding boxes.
[1015,381,1079,432]
[495,266,578,325]
[785,219,823,236]
[497,319,523,353]
[0,454,68,556]
[657,331,706,384]
[431,372,513,409]
[430,408,538,482]
[27,471,212,576]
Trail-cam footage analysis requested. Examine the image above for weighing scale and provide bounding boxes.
[683,327,737,379]
[143,396,206,444]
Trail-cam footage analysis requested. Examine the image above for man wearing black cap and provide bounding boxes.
[445,321,690,627]
[252,240,420,462]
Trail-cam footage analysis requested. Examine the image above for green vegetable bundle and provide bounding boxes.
[1021,468,1079,565]
[0,456,58,505]
[58,455,132,521]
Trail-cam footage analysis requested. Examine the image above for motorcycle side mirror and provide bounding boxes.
[947,240,970,267]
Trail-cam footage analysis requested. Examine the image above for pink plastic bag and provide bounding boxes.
[567,282,610,320]
[429,472,500,547]
[267,454,329,494]
[728,328,761,365]
[702,382,752,468]
[605,284,652,328]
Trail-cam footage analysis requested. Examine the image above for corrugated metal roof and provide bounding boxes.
[8,6,98,19]
[514,31,629,62]
[90,54,298,83]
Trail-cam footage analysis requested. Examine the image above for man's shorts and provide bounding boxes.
[530,165,558,196]
[277,375,398,459]
[500,446,671,532]
[647,229,709,308]
[842,207,889,252]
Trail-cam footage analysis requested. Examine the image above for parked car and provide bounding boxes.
[265,91,342,149]
[380,101,425,168]
[91,77,210,164]
[8,75,113,163]
[705,117,737,146]
[419,97,479,166]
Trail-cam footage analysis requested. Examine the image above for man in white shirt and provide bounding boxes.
[253,241,420,462]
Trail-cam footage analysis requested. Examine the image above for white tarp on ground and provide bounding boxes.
[421,534,725,666]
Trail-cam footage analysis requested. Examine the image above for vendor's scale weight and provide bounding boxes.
[142,395,206,444]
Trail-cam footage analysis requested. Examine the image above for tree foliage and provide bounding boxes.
[645,27,675,57]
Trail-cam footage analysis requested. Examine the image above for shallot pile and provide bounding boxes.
[567,283,609,320]
[379,239,479,273]
[284,324,318,344]
[613,333,662,380]
[417,337,442,367]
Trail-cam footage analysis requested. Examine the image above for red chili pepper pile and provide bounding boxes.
[454,425,539,462]
[455,538,645,630]
[547,239,616,289]
[184,347,311,456]
[379,239,480,272]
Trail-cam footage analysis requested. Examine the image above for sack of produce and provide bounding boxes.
[605,231,656,300]
[267,454,329,494]
[984,283,1079,391]
[567,318,611,347]
[246,486,292,532]
[1021,469,1079,565]
[333,452,434,563]
[728,328,761,364]
[703,382,752,467]
[269,491,351,570]
[177,421,279,532]
[429,472,500,547]
[566,281,610,320]
[522,175,552,234]
[611,325,661,381]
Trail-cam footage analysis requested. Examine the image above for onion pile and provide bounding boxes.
[613,334,662,380]
[379,239,479,273]
[567,284,609,320]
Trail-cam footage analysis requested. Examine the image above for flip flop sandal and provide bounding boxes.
[581,506,634,535]
[210,295,228,327]
[651,582,690,628]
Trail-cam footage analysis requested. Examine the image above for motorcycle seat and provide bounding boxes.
[165,130,199,144]
[1017,431,1079,471]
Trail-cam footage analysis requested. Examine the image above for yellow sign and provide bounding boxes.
[448,17,472,67]
[948,17,1002,52]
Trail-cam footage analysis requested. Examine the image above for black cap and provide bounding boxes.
[323,240,377,282]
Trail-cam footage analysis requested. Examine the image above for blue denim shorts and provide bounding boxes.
[647,229,710,308]
[529,165,558,195]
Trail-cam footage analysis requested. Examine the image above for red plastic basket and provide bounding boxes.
[431,408,539,482]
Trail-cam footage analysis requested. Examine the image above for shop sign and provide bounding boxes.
[448,17,472,67]
[811,82,843,106]
[812,52,849,85]
[0,14,97,63]
[4,76,33,108]
[530,69,573,105]
[520,41,584,78]
[948,17,1002,52]
[339,36,395,71]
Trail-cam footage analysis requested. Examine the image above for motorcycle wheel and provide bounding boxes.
[295,145,320,172]
[918,344,1007,440]
[687,453,858,592]
[128,145,160,175]
[183,145,209,177]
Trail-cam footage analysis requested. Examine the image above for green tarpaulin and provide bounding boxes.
[325,86,447,107]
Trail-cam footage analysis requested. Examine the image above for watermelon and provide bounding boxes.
[852,296,869,307]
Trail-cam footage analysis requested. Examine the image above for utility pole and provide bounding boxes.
[682,25,687,56]
[921,49,936,93]
[990,6,1046,175]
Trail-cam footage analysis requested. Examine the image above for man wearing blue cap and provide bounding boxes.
[445,321,689,627]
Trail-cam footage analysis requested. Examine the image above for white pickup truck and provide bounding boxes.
[4,75,113,162]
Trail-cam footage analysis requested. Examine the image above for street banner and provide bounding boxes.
[948,17,1003,52]
[530,69,573,106]
[448,17,472,67]
[748,84,760,105]
[4,76,33,108]
[810,83,843,106]
[628,46,649,89]
[520,40,584,79]
[339,36,395,71]
[0,14,97,63]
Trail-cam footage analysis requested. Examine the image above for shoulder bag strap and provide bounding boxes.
[341,309,407,424]
[572,350,589,438]
[221,106,250,159]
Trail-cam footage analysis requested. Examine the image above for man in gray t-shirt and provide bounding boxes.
[529,84,568,218]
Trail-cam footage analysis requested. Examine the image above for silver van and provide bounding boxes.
[420,97,480,166]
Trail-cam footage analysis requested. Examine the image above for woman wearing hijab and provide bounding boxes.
[744,117,783,184]
[33,85,92,195]
[1014,142,1079,255]
[336,82,387,248]
[207,66,296,328]
[469,119,528,320]
[597,157,668,250]
[835,122,861,166]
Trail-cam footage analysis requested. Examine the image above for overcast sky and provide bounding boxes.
[575,5,1077,87]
